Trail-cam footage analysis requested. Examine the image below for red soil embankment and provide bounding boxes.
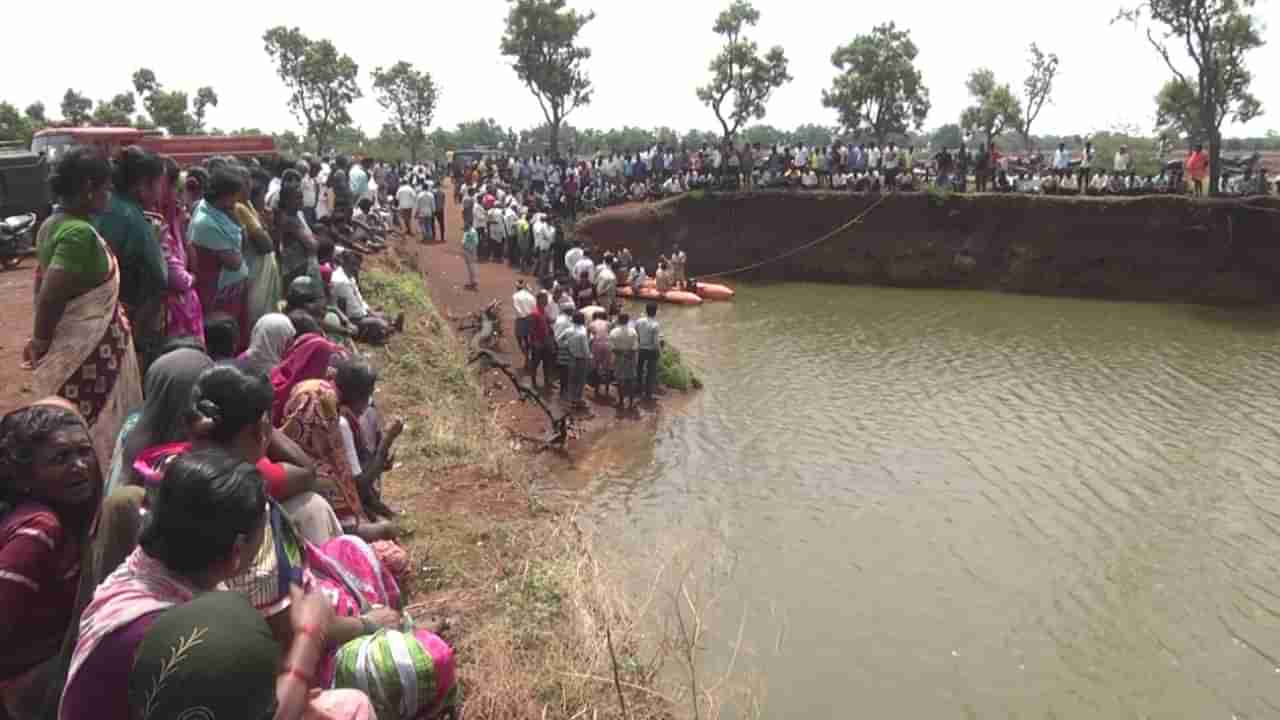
[576,191,1280,305]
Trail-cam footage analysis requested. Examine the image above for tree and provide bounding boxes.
[791,123,835,148]
[132,68,219,134]
[263,26,363,155]
[696,1,791,141]
[960,69,1023,143]
[24,102,46,125]
[1117,0,1263,193]
[1016,44,1059,151]
[499,0,594,160]
[371,62,439,163]
[193,87,218,131]
[1154,78,1202,139]
[60,89,92,125]
[0,103,31,144]
[930,123,964,150]
[92,93,136,126]
[452,118,516,149]
[821,23,930,146]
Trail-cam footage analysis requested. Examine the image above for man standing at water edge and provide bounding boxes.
[635,302,663,401]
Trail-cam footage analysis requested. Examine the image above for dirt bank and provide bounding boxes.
[576,191,1280,305]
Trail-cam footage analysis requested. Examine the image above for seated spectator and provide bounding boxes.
[237,312,298,379]
[128,591,376,720]
[286,276,354,344]
[331,250,404,345]
[278,366,397,544]
[129,364,340,545]
[107,347,213,495]
[60,451,271,720]
[334,359,403,520]
[202,313,240,361]
[0,399,99,720]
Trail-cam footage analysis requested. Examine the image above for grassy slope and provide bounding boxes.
[360,261,687,720]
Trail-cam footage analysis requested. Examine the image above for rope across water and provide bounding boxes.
[698,193,891,280]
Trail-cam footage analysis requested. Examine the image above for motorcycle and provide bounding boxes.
[0,212,38,270]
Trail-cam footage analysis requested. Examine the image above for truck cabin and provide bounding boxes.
[31,127,277,168]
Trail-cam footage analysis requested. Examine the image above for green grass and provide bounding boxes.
[359,267,492,471]
[658,342,703,391]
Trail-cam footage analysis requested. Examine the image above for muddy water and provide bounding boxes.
[576,284,1280,719]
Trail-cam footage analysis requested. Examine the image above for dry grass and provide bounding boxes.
[361,261,766,720]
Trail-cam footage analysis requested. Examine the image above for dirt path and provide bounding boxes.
[394,182,669,462]
[0,263,35,409]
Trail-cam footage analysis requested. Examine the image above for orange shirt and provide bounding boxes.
[1185,151,1209,180]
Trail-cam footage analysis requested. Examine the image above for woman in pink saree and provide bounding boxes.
[153,157,204,344]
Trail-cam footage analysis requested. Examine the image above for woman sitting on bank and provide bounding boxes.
[238,312,298,380]
[106,347,213,496]
[130,364,342,545]
[0,399,99,720]
[277,348,400,545]
[27,148,144,472]
[61,451,372,720]
[128,590,375,720]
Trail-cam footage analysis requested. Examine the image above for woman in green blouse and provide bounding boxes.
[27,148,144,472]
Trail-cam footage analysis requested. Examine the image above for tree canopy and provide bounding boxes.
[960,68,1023,144]
[821,23,930,145]
[92,93,136,127]
[371,61,439,163]
[499,0,594,160]
[60,90,92,126]
[1016,44,1059,150]
[130,68,218,134]
[1117,0,1264,192]
[696,1,792,142]
[263,26,363,155]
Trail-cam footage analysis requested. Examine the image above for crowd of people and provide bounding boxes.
[442,139,1273,219]
[3,144,462,720]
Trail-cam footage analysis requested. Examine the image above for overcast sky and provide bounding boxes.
[6,0,1278,139]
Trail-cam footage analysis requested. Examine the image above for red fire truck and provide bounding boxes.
[31,126,276,167]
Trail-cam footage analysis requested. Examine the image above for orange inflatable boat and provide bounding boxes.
[618,285,703,305]
[638,278,735,301]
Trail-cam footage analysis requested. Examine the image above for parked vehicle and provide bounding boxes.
[32,126,275,167]
[0,212,38,270]
[0,142,52,221]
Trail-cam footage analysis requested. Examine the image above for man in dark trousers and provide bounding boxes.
[634,302,662,401]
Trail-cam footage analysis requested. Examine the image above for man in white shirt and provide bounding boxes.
[503,201,520,268]
[573,252,595,285]
[1114,145,1132,175]
[594,261,617,311]
[487,202,507,262]
[301,161,320,225]
[395,180,417,237]
[564,243,584,276]
[512,281,537,364]
[331,251,403,343]
[1053,143,1071,179]
[415,184,436,242]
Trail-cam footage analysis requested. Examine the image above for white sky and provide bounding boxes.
[5,0,1278,139]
